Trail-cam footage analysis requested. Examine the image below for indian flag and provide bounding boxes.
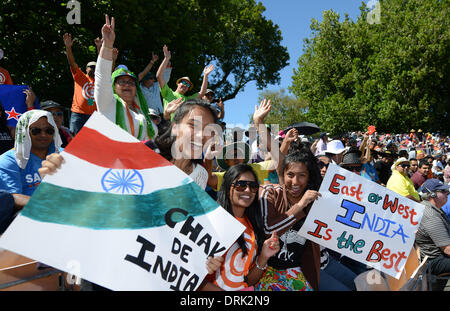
[0,112,245,291]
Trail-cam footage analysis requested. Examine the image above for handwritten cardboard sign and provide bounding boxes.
[298,163,425,279]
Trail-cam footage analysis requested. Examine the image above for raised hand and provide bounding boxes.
[164,98,184,120]
[94,37,102,49]
[63,33,74,48]
[285,128,298,143]
[253,98,271,125]
[162,45,171,60]
[101,14,115,48]
[151,52,159,63]
[203,64,214,76]
[23,88,36,108]
[112,48,119,61]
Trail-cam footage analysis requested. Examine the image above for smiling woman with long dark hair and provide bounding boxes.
[199,164,280,291]
[255,144,322,291]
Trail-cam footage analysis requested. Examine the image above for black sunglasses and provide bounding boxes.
[318,161,329,169]
[232,180,259,193]
[400,164,410,168]
[30,127,55,136]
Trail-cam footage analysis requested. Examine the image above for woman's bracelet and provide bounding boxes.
[255,256,267,271]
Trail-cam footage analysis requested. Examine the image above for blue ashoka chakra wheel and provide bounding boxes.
[101,169,144,195]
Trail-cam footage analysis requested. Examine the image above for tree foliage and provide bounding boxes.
[290,0,449,134]
[0,0,289,109]
[257,89,308,130]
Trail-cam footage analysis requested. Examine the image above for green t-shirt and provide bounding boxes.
[160,83,198,120]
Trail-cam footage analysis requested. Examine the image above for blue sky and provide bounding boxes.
[222,0,370,129]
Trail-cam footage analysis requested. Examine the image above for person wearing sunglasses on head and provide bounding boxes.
[156,44,214,121]
[386,157,420,202]
[199,164,280,291]
[0,110,62,212]
[40,100,73,148]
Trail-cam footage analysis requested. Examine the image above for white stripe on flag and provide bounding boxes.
[43,152,192,194]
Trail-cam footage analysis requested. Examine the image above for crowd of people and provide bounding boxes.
[0,15,449,291]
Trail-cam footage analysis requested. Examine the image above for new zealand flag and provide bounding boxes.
[0,85,40,127]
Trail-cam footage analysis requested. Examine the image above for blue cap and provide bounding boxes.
[419,179,450,193]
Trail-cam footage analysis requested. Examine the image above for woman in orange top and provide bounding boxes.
[200,164,280,291]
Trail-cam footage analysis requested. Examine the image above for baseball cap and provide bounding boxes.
[148,108,159,117]
[205,89,215,95]
[40,100,63,110]
[142,72,156,81]
[418,179,450,194]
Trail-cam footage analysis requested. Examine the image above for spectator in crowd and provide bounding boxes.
[200,164,280,290]
[374,151,395,186]
[206,99,281,192]
[138,52,171,116]
[63,33,97,134]
[0,110,61,198]
[425,155,435,179]
[432,155,445,180]
[317,154,331,179]
[40,101,73,148]
[415,179,450,290]
[202,89,225,121]
[255,147,322,291]
[411,159,431,190]
[94,15,157,141]
[409,158,419,178]
[157,45,214,120]
[386,157,420,202]
[0,101,14,155]
[148,108,161,136]
[315,132,328,156]
[324,139,346,165]
[153,99,219,189]
[0,49,13,85]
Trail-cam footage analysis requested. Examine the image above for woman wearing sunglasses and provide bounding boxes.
[0,110,61,198]
[95,15,157,141]
[199,164,280,290]
[255,146,322,291]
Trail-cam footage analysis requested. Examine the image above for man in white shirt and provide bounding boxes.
[315,132,328,156]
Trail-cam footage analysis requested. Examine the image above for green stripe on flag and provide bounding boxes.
[22,182,218,230]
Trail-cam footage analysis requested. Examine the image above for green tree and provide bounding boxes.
[290,0,449,134]
[256,89,308,130]
[0,0,288,109]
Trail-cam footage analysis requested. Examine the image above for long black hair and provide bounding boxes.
[217,164,265,257]
[283,143,322,191]
[154,99,218,163]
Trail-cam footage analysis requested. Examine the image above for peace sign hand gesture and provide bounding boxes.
[101,14,115,48]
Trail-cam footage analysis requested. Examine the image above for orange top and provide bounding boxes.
[70,66,97,115]
[0,67,13,85]
[207,215,257,291]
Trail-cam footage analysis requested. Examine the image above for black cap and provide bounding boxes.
[40,100,62,110]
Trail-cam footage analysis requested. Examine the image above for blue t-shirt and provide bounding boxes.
[0,144,56,196]
[360,162,379,183]
[442,200,450,220]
